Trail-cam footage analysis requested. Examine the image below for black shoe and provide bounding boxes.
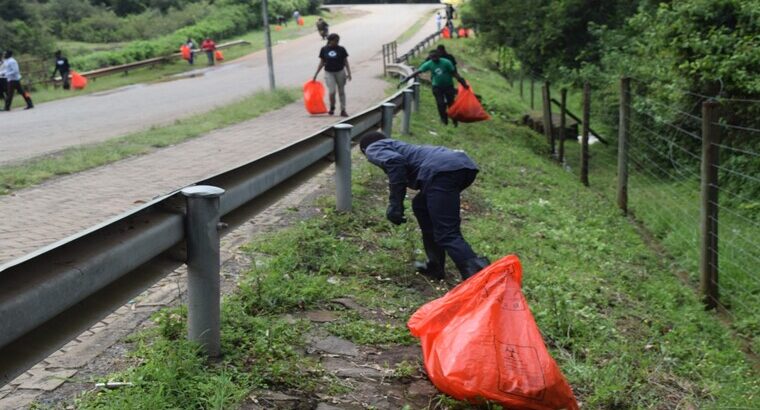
[25,105,34,110]
[459,256,490,281]
[452,119,459,127]
[415,260,445,280]
[340,110,349,117]
[329,107,335,116]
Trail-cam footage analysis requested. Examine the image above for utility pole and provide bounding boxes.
[262,0,276,90]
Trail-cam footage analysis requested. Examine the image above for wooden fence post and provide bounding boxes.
[700,100,720,308]
[559,88,567,163]
[530,78,535,110]
[581,82,590,186]
[519,76,524,98]
[542,81,554,155]
[617,78,631,214]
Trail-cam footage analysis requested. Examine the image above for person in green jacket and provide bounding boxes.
[402,50,468,126]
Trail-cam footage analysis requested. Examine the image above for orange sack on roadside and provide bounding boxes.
[180,45,191,60]
[214,50,224,61]
[447,83,490,123]
[71,71,88,90]
[303,80,328,114]
[297,17,305,26]
[442,27,451,38]
[408,255,579,410]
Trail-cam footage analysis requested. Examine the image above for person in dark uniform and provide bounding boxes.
[360,132,490,281]
[51,50,71,90]
[402,50,467,126]
[3,50,34,111]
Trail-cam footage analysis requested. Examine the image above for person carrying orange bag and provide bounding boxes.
[447,82,490,123]
[408,255,580,410]
[303,80,328,114]
[400,49,469,126]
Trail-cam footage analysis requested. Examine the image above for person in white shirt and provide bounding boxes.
[3,50,34,111]
[435,12,443,31]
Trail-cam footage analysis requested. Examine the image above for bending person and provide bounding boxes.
[360,132,490,281]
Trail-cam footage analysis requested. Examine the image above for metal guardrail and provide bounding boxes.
[47,40,251,84]
[0,36,431,384]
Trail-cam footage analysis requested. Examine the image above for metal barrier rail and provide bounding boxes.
[0,70,417,387]
[47,40,251,84]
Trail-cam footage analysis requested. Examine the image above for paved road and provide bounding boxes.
[0,5,441,266]
[0,4,437,165]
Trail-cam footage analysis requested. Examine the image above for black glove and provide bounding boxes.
[386,183,407,225]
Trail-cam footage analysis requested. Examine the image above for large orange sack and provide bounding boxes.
[71,71,88,90]
[180,45,191,60]
[447,83,490,123]
[408,255,579,410]
[303,80,328,114]
[214,50,224,61]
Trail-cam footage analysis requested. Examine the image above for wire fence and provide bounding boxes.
[503,73,759,347]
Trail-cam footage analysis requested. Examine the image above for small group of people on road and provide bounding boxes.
[182,37,217,66]
[0,50,34,111]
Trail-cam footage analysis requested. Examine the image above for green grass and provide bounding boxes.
[63,38,758,409]
[396,8,438,44]
[0,88,298,195]
[10,12,349,110]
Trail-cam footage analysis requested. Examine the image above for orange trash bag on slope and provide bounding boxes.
[180,45,191,60]
[71,71,88,90]
[447,83,490,123]
[303,80,328,114]
[442,27,451,38]
[408,255,579,410]
[214,50,224,61]
[297,17,305,26]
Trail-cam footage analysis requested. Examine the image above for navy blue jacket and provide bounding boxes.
[365,139,478,190]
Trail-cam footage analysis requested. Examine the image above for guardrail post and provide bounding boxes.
[182,185,225,358]
[402,89,413,135]
[382,103,395,137]
[700,100,720,309]
[334,124,353,212]
[393,42,397,61]
[617,78,631,214]
[581,82,590,187]
[412,82,421,113]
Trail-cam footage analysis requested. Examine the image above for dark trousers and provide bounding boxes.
[61,70,70,90]
[0,78,6,104]
[206,51,215,66]
[432,85,456,124]
[412,169,478,271]
[5,80,33,110]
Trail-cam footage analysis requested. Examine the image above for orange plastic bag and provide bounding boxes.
[297,17,305,26]
[214,50,224,61]
[71,71,88,90]
[458,28,467,38]
[442,27,451,38]
[447,83,490,123]
[180,45,191,60]
[408,255,579,410]
[303,80,328,114]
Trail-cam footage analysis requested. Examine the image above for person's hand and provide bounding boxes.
[312,75,317,82]
[461,81,470,90]
[347,73,352,81]
[386,203,406,225]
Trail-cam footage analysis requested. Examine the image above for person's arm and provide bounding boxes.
[344,58,351,81]
[366,144,408,225]
[51,64,59,79]
[313,59,325,81]
[453,70,468,89]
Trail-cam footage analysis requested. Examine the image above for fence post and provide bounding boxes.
[617,78,631,214]
[542,81,554,156]
[402,89,413,135]
[559,88,567,164]
[182,185,225,358]
[381,103,395,137]
[334,124,353,212]
[412,81,421,113]
[393,42,397,61]
[530,78,535,110]
[700,100,720,308]
[519,76,523,98]
[581,82,590,186]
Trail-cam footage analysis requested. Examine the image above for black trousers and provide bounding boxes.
[432,85,456,124]
[5,80,33,110]
[412,169,478,271]
[0,78,6,104]
[60,70,70,90]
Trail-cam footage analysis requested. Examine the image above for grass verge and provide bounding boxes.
[10,12,349,110]
[63,39,758,409]
[0,88,298,195]
[396,8,439,44]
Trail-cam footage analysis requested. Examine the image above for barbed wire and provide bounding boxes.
[629,120,702,165]
[626,104,702,142]
[712,143,760,158]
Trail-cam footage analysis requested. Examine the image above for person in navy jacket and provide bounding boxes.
[360,131,489,281]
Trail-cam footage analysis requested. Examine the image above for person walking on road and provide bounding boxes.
[51,50,71,90]
[359,132,490,281]
[435,12,443,31]
[313,33,352,117]
[201,38,216,66]
[402,50,467,126]
[185,38,196,65]
[3,50,34,111]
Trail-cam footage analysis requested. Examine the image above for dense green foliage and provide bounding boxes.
[462,0,760,211]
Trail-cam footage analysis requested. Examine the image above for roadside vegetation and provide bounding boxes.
[57,39,759,409]
[0,88,298,195]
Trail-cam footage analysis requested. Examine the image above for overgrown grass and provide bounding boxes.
[67,39,758,409]
[0,88,298,195]
[11,13,348,110]
[396,8,438,44]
